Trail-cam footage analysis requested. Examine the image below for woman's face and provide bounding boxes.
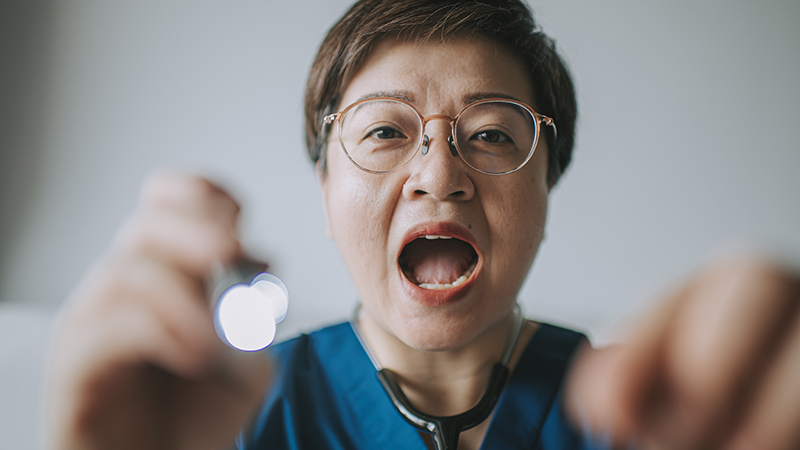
[320,36,550,351]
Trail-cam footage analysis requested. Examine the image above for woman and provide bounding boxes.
[247,1,579,448]
[46,1,800,449]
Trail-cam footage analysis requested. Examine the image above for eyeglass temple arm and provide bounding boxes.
[541,115,557,142]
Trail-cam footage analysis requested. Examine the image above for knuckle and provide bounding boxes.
[699,256,799,307]
[189,222,241,267]
[140,171,187,204]
[107,174,243,280]
[140,171,214,207]
[107,213,149,263]
[706,255,789,284]
[115,206,240,267]
[140,173,240,224]
[111,211,166,260]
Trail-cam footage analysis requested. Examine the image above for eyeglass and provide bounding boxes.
[323,97,556,175]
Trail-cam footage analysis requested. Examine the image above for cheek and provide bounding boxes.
[327,179,380,248]
[323,158,400,283]
[486,176,549,272]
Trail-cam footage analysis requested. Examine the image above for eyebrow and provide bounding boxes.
[353,91,526,108]
[355,90,416,103]
[462,92,524,105]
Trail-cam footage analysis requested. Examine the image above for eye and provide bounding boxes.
[472,130,513,144]
[366,126,406,141]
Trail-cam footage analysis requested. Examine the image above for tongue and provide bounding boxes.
[401,239,475,285]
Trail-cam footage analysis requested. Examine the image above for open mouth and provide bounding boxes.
[398,235,479,290]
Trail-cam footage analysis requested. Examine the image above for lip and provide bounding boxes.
[396,222,483,307]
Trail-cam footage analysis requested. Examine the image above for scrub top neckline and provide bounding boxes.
[312,320,584,449]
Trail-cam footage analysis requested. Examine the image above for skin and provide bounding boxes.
[568,258,800,449]
[319,36,548,448]
[321,37,548,353]
[44,33,800,450]
[44,174,272,450]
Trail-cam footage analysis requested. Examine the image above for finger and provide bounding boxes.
[114,173,243,279]
[140,171,241,228]
[52,302,219,446]
[111,256,224,377]
[117,207,241,279]
[83,281,272,450]
[65,256,222,379]
[565,344,632,446]
[566,258,800,449]
[658,259,800,447]
[726,281,800,450]
[49,244,270,450]
[566,287,683,447]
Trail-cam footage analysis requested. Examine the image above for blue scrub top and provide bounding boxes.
[241,321,606,449]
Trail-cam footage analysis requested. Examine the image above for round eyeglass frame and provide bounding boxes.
[323,97,557,176]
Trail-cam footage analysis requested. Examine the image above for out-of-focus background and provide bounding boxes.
[1,0,798,447]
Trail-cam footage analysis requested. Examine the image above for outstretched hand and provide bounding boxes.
[44,173,272,450]
[567,257,800,449]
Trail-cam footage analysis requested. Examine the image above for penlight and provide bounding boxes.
[209,261,289,352]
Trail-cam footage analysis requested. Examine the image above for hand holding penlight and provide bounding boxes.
[209,259,289,351]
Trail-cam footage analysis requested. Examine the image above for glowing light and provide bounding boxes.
[251,273,289,324]
[213,274,288,351]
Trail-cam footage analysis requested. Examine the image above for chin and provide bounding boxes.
[388,298,509,353]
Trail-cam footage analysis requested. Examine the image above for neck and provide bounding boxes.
[357,307,535,417]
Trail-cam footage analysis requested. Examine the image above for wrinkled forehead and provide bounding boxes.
[338,34,535,114]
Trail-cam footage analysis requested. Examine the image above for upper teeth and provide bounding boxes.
[424,235,452,240]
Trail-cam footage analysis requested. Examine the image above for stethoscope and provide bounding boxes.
[209,262,525,449]
[350,305,526,450]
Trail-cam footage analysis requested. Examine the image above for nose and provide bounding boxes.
[402,121,475,201]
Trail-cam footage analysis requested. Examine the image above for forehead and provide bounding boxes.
[340,36,534,112]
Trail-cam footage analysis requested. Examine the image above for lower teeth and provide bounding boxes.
[415,259,477,290]
[419,273,468,290]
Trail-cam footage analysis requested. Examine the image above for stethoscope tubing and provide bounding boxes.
[351,304,525,450]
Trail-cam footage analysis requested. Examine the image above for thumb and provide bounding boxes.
[566,345,640,447]
[565,295,682,448]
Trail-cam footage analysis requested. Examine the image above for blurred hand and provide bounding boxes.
[567,257,800,450]
[44,173,272,450]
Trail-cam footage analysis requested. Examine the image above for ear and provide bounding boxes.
[316,162,333,240]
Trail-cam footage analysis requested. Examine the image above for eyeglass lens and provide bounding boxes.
[338,99,537,174]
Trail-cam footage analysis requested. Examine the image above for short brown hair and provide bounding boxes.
[304,0,577,187]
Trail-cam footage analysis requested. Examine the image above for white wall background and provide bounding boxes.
[1,0,799,447]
